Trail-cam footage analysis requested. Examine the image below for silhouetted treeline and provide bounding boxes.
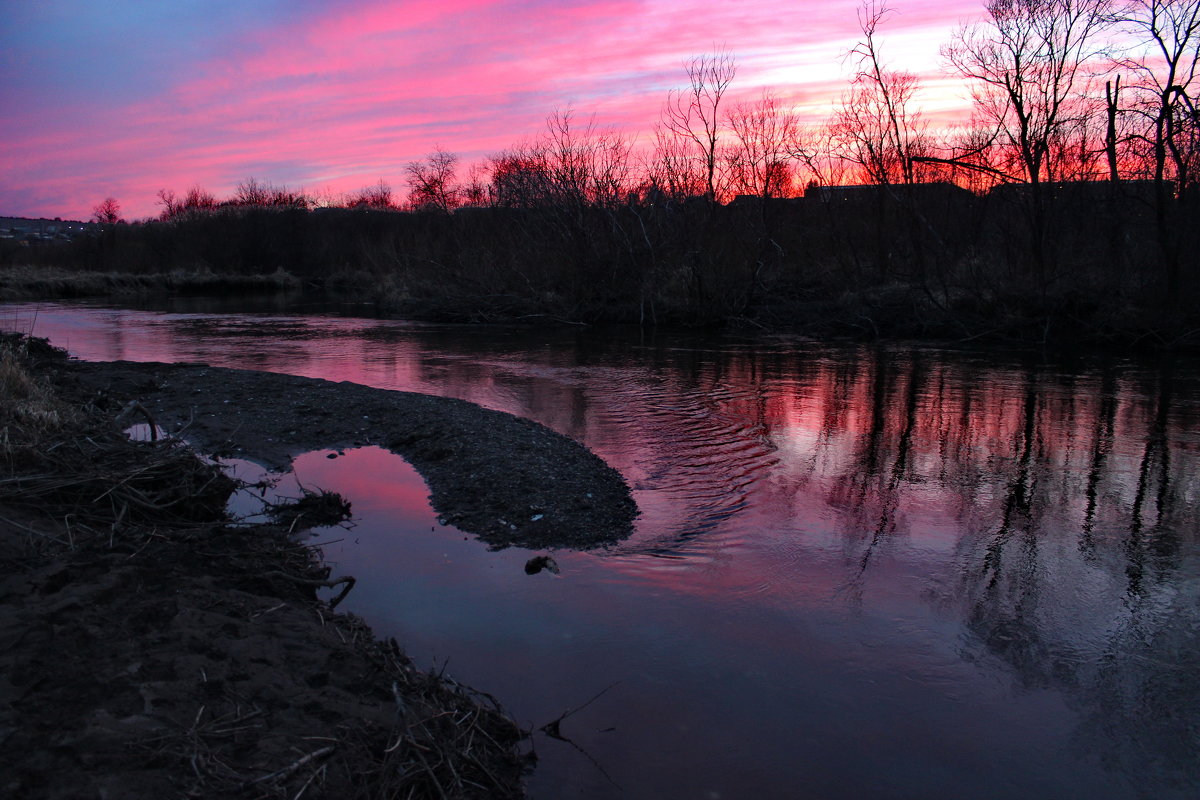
[7,176,1194,346]
[6,0,1199,346]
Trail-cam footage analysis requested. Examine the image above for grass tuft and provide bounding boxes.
[0,339,74,437]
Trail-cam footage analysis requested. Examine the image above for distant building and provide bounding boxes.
[801,182,976,219]
[987,179,1172,205]
[804,182,973,203]
[0,215,99,243]
[804,184,880,203]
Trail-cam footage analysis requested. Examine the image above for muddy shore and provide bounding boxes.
[65,359,637,550]
[1,338,638,798]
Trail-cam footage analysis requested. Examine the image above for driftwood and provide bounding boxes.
[114,399,158,441]
[240,745,336,790]
[261,570,357,610]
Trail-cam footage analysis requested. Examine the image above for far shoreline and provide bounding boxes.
[3,266,1199,355]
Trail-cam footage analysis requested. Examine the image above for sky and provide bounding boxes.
[1,0,986,220]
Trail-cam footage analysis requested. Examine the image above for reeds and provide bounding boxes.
[1,335,232,550]
[0,265,301,300]
[341,630,529,800]
[0,338,74,432]
[0,430,234,538]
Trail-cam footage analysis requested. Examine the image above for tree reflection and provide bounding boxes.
[1080,366,1118,554]
[831,349,925,601]
[778,344,1197,786]
[1127,366,1176,595]
[13,306,1198,790]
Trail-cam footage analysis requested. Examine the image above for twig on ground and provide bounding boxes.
[240,745,336,790]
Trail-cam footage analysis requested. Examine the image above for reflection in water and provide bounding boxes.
[4,301,1199,798]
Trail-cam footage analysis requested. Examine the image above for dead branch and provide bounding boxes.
[240,745,336,790]
[262,570,357,609]
[114,399,158,441]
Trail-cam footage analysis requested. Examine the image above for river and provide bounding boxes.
[4,299,1198,799]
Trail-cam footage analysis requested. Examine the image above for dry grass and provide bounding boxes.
[0,341,74,432]
[0,265,301,300]
[329,625,530,800]
[0,336,530,796]
[1,338,78,476]
[0,335,232,551]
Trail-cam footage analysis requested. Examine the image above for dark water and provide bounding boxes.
[5,301,1199,799]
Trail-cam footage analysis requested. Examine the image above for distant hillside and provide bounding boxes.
[1,216,98,242]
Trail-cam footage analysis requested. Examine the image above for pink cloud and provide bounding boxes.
[1,0,987,220]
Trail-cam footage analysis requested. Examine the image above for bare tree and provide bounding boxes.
[661,50,737,202]
[460,162,493,207]
[945,0,1111,186]
[349,180,395,210]
[269,186,311,208]
[722,90,802,312]
[582,125,635,209]
[92,197,122,224]
[1120,0,1200,188]
[543,108,593,207]
[826,3,948,281]
[1118,0,1200,294]
[646,122,707,201]
[486,110,632,210]
[1104,75,1122,182]
[943,0,1113,276]
[156,186,217,219]
[537,108,634,208]
[406,148,461,212]
[488,146,553,208]
[787,123,852,192]
[834,2,930,187]
[156,189,181,220]
[234,177,272,206]
[726,90,800,198]
[183,185,217,211]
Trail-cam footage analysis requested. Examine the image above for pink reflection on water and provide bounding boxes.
[7,302,1199,797]
[9,303,1195,573]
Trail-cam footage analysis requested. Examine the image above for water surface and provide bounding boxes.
[5,301,1198,799]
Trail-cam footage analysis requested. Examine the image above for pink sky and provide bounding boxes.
[1,0,984,221]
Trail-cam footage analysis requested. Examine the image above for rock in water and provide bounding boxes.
[524,555,560,575]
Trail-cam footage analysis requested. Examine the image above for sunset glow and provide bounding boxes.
[2,0,984,220]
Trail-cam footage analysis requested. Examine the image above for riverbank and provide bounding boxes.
[0,264,303,300]
[4,264,1197,353]
[0,334,634,797]
[62,359,637,550]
